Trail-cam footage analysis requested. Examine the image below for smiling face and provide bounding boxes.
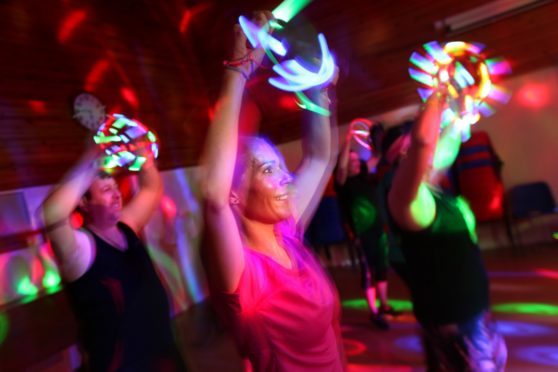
[80,175,123,225]
[233,138,294,224]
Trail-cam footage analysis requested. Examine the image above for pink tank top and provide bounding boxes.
[213,221,344,372]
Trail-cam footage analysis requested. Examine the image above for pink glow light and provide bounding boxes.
[516,83,550,109]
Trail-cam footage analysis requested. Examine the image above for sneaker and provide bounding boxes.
[379,305,402,318]
[370,313,390,330]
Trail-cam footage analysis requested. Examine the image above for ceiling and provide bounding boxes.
[1,0,557,190]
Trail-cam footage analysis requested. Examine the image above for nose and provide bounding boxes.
[279,168,293,186]
[113,189,122,200]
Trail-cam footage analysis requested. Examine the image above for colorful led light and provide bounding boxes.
[94,113,159,172]
[269,33,335,92]
[349,118,373,150]
[238,3,335,116]
[409,41,511,142]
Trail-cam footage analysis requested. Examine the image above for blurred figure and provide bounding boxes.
[386,92,506,371]
[200,12,345,372]
[42,146,185,371]
[335,124,398,330]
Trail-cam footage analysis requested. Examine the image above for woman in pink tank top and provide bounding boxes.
[200,12,345,372]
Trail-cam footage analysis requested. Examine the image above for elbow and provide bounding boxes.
[42,202,65,226]
[202,185,231,212]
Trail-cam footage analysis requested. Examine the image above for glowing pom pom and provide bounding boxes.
[349,118,373,151]
[238,8,335,116]
[409,41,511,141]
[93,113,159,172]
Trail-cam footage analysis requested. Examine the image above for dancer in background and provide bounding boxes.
[200,11,345,372]
[386,90,506,370]
[335,123,398,330]
[42,146,185,371]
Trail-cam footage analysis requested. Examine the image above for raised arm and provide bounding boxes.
[41,147,101,280]
[292,88,338,229]
[388,93,445,231]
[335,130,352,185]
[200,14,268,293]
[120,156,163,234]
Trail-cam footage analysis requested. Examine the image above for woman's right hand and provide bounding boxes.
[229,11,272,79]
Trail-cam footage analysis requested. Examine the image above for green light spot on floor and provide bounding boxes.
[342,298,413,312]
[492,303,558,316]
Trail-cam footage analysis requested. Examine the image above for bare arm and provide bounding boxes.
[293,89,338,229]
[200,14,269,293]
[120,156,163,234]
[388,93,445,231]
[335,130,352,185]
[41,147,101,280]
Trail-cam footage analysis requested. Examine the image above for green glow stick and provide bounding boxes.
[272,0,312,22]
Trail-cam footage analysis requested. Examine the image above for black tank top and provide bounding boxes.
[335,160,381,236]
[396,192,490,325]
[66,222,184,371]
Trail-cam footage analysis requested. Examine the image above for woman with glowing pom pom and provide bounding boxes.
[200,11,345,372]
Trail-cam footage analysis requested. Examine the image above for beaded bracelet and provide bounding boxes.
[224,65,249,80]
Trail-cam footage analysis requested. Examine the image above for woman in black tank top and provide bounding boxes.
[385,91,506,371]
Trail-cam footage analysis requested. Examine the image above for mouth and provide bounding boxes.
[275,193,289,201]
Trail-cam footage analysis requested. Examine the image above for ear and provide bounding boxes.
[78,196,89,213]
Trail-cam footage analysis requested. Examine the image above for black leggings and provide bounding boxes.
[358,226,389,289]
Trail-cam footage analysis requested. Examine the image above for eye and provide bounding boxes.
[263,166,273,174]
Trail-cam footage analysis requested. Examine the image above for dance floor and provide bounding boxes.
[177,243,558,371]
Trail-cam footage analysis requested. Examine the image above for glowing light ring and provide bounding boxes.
[349,118,372,151]
[409,41,511,141]
[269,34,336,92]
[238,15,335,116]
[93,113,159,172]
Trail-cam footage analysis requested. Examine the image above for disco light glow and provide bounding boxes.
[495,320,555,337]
[84,59,110,91]
[16,276,38,296]
[394,335,423,353]
[349,118,373,151]
[517,82,551,109]
[120,87,139,109]
[409,41,511,142]
[492,302,558,316]
[343,338,367,357]
[93,113,159,172]
[516,346,558,368]
[342,298,413,312]
[535,269,558,280]
[58,10,87,43]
